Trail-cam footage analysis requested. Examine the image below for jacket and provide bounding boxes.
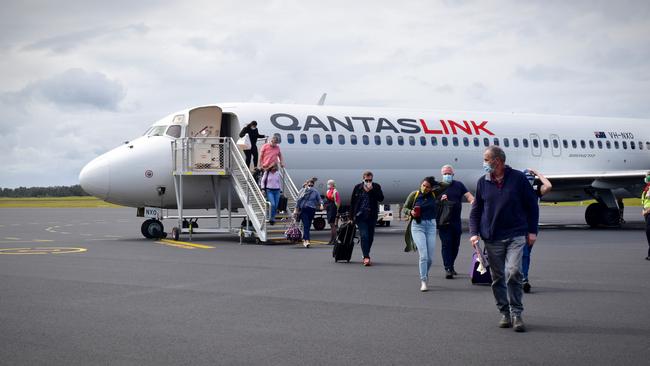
[349,182,384,221]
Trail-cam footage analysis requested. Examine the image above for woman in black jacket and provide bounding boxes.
[239,121,266,169]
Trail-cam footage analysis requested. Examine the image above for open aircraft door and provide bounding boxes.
[187,106,223,138]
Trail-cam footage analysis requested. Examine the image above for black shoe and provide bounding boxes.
[269,220,275,226]
[523,280,531,293]
[452,269,458,276]
[445,270,453,279]
[646,256,650,261]
[512,316,526,332]
[498,314,512,328]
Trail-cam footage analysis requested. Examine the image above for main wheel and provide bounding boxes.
[313,217,326,230]
[171,227,180,241]
[141,219,165,239]
[602,208,621,227]
[585,203,605,228]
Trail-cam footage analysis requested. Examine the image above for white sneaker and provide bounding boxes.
[303,240,310,248]
[420,281,428,292]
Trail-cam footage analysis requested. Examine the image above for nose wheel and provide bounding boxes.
[141,219,166,239]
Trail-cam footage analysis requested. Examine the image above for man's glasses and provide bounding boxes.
[364,179,372,183]
[307,184,314,187]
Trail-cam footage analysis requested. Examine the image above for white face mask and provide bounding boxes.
[483,161,494,174]
[442,174,453,183]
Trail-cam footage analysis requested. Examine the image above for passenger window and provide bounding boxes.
[452,137,459,146]
[474,137,480,147]
[597,140,603,149]
[338,134,345,145]
[513,138,519,148]
[313,134,320,144]
[622,141,628,149]
[397,136,404,146]
[362,135,370,145]
[386,136,393,145]
[493,138,500,146]
[374,135,381,145]
[523,139,529,148]
[420,136,427,146]
[562,140,568,148]
[606,141,611,149]
[646,142,650,150]
[552,139,559,148]
[483,138,490,147]
[463,137,469,147]
[614,141,619,149]
[165,125,182,138]
[442,137,448,146]
[589,140,594,149]
[287,133,295,144]
[542,139,549,148]
[431,137,438,146]
[580,140,586,148]
[409,136,416,146]
[533,139,539,148]
[503,138,510,147]
[300,133,307,144]
[638,141,643,150]
[325,134,333,145]
[351,135,358,145]
[571,140,577,148]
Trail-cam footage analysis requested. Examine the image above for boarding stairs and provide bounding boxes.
[170,137,300,243]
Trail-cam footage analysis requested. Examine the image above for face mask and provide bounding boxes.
[251,127,257,130]
[483,161,494,174]
[645,176,650,184]
[442,174,453,183]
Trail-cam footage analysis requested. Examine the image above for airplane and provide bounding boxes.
[79,102,650,239]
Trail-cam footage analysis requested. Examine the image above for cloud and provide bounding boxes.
[24,24,149,53]
[18,68,126,111]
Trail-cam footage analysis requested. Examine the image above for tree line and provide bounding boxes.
[0,185,89,197]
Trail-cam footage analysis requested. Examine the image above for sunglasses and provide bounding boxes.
[364,179,372,183]
[307,184,314,187]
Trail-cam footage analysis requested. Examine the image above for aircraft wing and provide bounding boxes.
[541,170,647,201]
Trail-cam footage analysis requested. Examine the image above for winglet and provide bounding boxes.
[317,93,327,105]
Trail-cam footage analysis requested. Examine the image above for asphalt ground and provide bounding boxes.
[0,206,649,365]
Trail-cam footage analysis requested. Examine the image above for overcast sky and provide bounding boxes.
[1,0,649,188]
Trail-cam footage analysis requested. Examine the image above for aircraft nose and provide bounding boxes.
[79,156,110,199]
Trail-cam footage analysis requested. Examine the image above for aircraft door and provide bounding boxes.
[550,134,561,157]
[187,106,223,138]
[530,133,541,157]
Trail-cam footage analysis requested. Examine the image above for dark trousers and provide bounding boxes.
[300,207,316,240]
[244,145,259,169]
[356,218,376,258]
[646,214,650,257]
[439,223,462,271]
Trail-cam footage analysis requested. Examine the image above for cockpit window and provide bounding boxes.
[147,126,167,137]
[166,125,182,138]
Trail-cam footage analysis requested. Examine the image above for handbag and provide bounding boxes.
[285,220,303,242]
[436,200,455,226]
[236,134,251,150]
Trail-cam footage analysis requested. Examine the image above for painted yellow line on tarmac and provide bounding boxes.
[4,237,20,240]
[157,239,215,249]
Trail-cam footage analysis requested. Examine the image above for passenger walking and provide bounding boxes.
[522,168,552,293]
[349,171,385,266]
[258,135,285,171]
[295,179,323,248]
[238,121,266,170]
[641,172,650,261]
[261,164,282,225]
[403,177,439,291]
[469,146,539,332]
[325,179,341,245]
[438,165,475,279]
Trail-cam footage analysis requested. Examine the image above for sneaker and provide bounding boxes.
[363,257,372,266]
[512,315,526,332]
[498,314,512,328]
[420,281,428,292]
[523,280,531,293]
[303,240,310,248]
[445,270,453,279]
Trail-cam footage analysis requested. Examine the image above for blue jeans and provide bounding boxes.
[484,236,526,316]
[411,219,437,281]
[266,189,280,222]
[356,218,376,258]
[522,243,533,281]
[439,223,461,271]
[300,206,316,240]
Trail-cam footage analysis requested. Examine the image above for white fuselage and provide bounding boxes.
[79,103,650,209]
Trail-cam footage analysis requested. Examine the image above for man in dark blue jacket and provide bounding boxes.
[469,146,539,333]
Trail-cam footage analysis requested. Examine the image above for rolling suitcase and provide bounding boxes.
[470,249,492,285]
[333,221,356,262]
[277,195,288,213]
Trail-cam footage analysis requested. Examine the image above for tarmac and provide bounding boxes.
[0,205,649,365]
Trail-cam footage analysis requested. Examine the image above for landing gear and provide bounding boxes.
[313,217,326,231]
[585,202,621,228]
[141,219,165,239]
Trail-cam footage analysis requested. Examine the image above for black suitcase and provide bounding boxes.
[333,221,357,262]
[277,195,288,213]
[470,250,492,285]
